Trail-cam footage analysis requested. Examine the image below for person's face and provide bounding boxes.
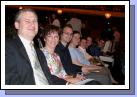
[61,27,73,43]
[113,31,120,39]
[52,14,56,19]
[71,33,80,46]
[80,39,87,49]
[98,40,105,48]
[86,37,92,46]
[45,32,59,49]
[15,11,38,40]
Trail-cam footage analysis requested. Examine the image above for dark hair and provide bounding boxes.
[73,30,81,36]
[15,8,37,22]
[62,24,73,34]
[42,25,59,39]
[80,37,87,42]
[86,36,93,40]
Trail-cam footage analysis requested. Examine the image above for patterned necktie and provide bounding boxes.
[30,42,49,85]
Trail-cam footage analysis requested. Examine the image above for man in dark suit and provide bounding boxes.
[5,8,66,85]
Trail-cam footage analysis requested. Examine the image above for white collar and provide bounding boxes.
[78,46,86,52]
[18,35,33,46]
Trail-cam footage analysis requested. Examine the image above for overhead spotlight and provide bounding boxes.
[105,13,111,19]
[19,6,23,10]
[57,9,62,14]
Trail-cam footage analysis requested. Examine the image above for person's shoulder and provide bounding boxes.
[77,18,81,22]
[55,19,60,22]
[5,37,20,53]
[54,52,60,58]
[6,38,12,43]
[6,37,16,47]
[56,42,65,49]
[55,43,64,53]
[69,47,77,53]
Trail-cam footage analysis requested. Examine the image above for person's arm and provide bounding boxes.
[72,60,84,67]
[50,75,67,85]
[64,75,82,84]
[56,54,85,84]
[70,64,82,75]
[5,41,21,85]
[69,48,84,67]
[108,41,112,52]
[86,52,93,62]
[86,54,93,61]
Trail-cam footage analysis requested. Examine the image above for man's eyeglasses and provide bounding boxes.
[64,32,73,36]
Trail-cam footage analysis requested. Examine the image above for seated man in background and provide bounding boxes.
[78,37,93,62]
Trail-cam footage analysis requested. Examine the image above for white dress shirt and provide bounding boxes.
[19,35,49,85]
[78,46,92,60]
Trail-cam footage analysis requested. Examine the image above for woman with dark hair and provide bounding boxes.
[41,25,88,84]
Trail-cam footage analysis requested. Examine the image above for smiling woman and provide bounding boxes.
[41,25,90,84]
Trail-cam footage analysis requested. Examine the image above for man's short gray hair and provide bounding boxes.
[15,8,37,22]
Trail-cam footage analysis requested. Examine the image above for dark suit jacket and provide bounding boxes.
[5,35,66,85]
[55,42,82,75]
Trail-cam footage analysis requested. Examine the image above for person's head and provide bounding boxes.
[14,8,38,41]
[113,30,121,41]
[61,24,73,45]
[52,14,56,19]
[42,25,59,49]
[86,36,93,47]
[98,39,105,49]
[79,38,87,49]
[71,13,77,18]
[70,31,81,47]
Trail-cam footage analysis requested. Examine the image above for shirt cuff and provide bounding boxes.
[66,82,71,85]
